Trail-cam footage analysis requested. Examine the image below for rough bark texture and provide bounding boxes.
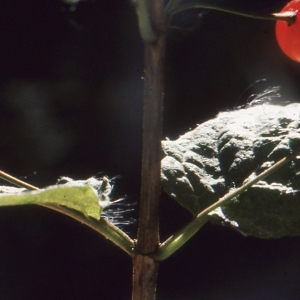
[161,103,300,238]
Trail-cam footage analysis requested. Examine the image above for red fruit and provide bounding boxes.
[275,0,300,62]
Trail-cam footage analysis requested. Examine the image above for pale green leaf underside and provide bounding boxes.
[0,184,102,219]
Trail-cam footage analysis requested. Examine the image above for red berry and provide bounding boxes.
[275,0,300,62]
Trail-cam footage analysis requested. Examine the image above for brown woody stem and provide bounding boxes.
[132,0,166,299]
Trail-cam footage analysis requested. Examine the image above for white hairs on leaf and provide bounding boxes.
[57,176,136,229]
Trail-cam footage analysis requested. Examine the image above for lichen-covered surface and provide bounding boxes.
[161,103,300,238]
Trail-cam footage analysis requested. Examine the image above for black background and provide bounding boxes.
[1,0,300,299]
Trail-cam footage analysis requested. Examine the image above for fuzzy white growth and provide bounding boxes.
[57,176,136,229]
[235,85,282,110]
[102,197,136,228]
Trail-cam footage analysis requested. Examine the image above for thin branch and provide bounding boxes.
[0,170,136,256]
[166,2,297,27]
[154,148,300,261]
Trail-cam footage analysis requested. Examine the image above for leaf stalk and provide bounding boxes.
[165,2,297,26]
[0,170,136,256]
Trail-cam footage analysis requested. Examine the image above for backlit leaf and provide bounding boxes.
[0,177,113,220]
[161,103,300,238]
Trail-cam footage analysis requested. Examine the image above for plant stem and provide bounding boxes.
[166,2,297,26]
[154,148,300,261]
[135,0,158,43]
[132,0,165,299]
[0,170,136,256]
[136,9,165,257]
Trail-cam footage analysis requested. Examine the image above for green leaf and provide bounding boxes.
[210,182,300,238]
[0,177,113,220]
[161,102,300,238]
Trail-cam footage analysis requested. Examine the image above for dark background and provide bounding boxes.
[0,0,300,299]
